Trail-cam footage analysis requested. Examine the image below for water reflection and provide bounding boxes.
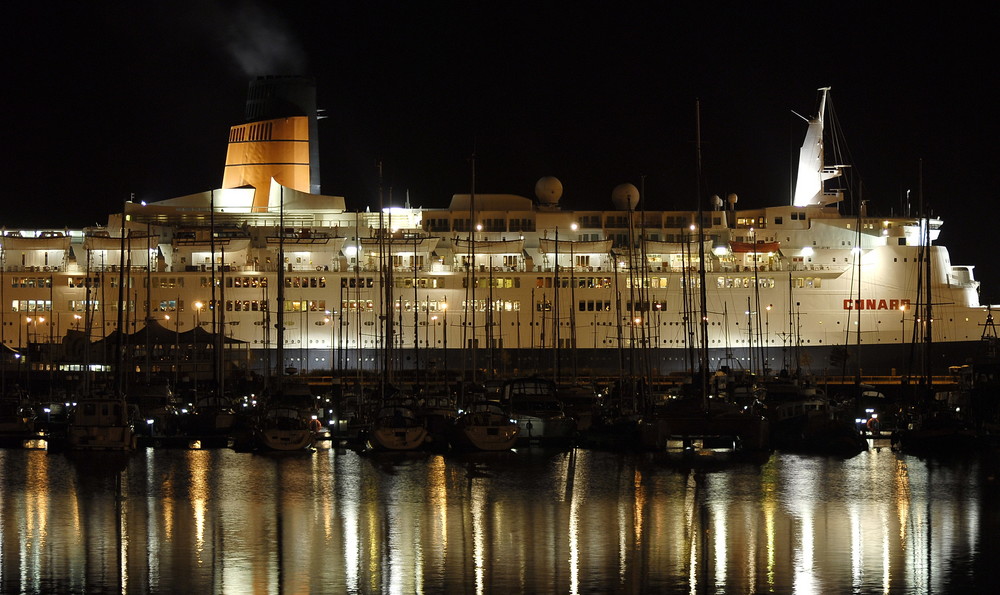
[0,444,994,593]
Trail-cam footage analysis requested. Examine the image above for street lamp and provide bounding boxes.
[193,301,204,398]
[765,304,772,375]
[899,303,907,344]
[441,300,448,377]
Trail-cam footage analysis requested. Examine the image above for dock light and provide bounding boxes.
[866,408,875,414]
[146,419,155,425]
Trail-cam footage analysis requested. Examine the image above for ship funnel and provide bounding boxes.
[222,76,320,211]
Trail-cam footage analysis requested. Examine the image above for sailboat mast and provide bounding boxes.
[115,197,129,398]
[469,154,477,386]
[275,187,285,392]
[695,101,710,395]
[210,190,218,392]
[921,160,932,385]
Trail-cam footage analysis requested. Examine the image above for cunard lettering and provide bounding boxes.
[842,298,911,310]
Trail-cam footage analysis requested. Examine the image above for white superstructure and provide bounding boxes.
[0,82,987,384]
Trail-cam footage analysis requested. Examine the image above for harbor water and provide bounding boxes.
[1,442,996,594]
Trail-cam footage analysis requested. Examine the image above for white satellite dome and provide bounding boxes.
[535,176,563,206]
[711,194,723,210]
[727,193,738,207]
[611,183,640,211]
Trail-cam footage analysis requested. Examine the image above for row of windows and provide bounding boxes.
[792,277,823,288]
[343,277,375,289]
[535,276,615,289]
[67,277,100,288]
[461,299,521,313]
[9,277,52,288]
[717,276,777,289]
[10,300,52,312]
[228,300,266,312]
[285,276,326,288]
[143,277,185,289]
[284,300,327,312]
[228,276,268,288]
[463,277,521,289]
[394,277,444,289]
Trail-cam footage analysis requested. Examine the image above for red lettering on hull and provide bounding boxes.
[843,298,911,310]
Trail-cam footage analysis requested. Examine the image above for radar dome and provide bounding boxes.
[535,176,563,206]
[711,194,723,210]
[611,183,640,211]
[727,193,738,207]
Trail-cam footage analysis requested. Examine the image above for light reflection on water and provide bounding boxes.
[0,444,995,593]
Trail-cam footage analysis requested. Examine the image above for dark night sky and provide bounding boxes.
[3,2,996,297]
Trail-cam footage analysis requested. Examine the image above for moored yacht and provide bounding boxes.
[450,401,519,451]
[66,396,138,451]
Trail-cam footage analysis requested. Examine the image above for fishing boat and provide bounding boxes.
[450,400,519,451]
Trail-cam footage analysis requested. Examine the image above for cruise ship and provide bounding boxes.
[0,77,988,390]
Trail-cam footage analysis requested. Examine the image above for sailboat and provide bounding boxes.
[891,168,976,455]
[250,187,316,452]
[637,101,770,453]
[503,375,576,446]
[66,204,138,452]
[450,400,519,451]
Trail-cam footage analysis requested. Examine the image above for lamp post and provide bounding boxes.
[441,300,448,381]
[569,222,578,382]
[23,316,31,394]
[765,304,772,376]
[900,304,907,345]
[193,301,203,398]
[325,311,334,374]
[431,314,438,368]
